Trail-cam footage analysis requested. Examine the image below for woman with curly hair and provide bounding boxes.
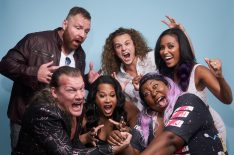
[154,27,232,144]
[80,75,139,154]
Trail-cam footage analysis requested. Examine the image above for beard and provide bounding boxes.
[62,30,80,52]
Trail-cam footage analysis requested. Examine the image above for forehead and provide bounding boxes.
[58,75,84,87]
[142,79,167,88]
[113,33,132,43]
[97,83,115,92]
[161,34,178,44]
[68,14,91,26]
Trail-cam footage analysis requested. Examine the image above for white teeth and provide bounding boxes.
[165,55,173,60]
[156,96,164,103]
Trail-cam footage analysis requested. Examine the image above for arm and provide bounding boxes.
[0,34,59,89]
[140,131,184,155]
[0,40,40,89]
[196,62,232,104]
[30,105,111,155]
[125,101,140,128]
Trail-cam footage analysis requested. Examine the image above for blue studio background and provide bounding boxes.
[1,0,233,154]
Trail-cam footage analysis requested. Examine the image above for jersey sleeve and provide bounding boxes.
[165,93,211,143]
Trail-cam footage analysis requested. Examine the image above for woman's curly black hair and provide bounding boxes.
[85,75,127,131]
[154,28,196,91]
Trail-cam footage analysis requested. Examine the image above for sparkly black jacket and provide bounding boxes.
[13,89,112,155]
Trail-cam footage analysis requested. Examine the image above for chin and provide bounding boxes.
[104,112,113,117]
[70,111,82,117]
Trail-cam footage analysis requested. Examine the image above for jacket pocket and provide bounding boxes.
[32,49,54,59]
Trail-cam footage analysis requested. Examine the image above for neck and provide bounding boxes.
[124,56,138,77]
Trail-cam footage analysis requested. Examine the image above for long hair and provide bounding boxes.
[101,27,151,75]
[154,28,196,91]
[85,75,127,131]
[137,72,182,145]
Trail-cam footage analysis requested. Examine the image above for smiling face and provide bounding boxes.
[51,75,85,117]
[113,33,137,66]
[141,79,169,112]
[62,14,91,52]
[159,34,180,68]
[95,83,117,117]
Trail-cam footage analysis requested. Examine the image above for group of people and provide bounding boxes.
[0,6,232,155]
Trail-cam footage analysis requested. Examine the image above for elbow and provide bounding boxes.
[221,96,233,105]
[225,97,233,105]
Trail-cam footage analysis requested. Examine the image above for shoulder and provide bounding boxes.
[26,29,55,39]
[194,64,210,77]
[176,93,206,108]
[124,101,140,113]
[124,101,140,121]
[25,90,63,120]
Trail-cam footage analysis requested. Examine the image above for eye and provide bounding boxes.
[125,42,130,46]
[65,88,76,93]
[85,30,90,34]
[114,44,121,50]
[79,86,85,92]
[98,93,105,98]
[168,44,174,49]
[160,45,165,51]
[76,26,81,30]
[110,93,116,98]
[143,91,150,97]
[152,84,158,90]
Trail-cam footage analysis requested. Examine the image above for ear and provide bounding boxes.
[51,87,58,99]
[62,20,68,30]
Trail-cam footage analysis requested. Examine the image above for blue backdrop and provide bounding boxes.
[1,0,233,154]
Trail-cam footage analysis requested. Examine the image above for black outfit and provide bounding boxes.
[131,93,227,155]
[13,89,112,155]
[0,28,86,124]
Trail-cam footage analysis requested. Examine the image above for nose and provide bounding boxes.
[121,45,127,51]
[151,89,157,97]
[78,30,86,39]
[105,96,110,102]
[75,90,85,100]
[161,47,169,55]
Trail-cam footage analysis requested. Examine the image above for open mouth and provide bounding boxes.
[156,96,168,107]
[73,39,82,47]
[122,52,131,62]
[103,104,113,115]
[72,102,82,111]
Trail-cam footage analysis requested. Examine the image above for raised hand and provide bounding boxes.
[88,62,101,84]
[112,72,130,91]
[132,74,142,91]
[205,58,223,78]
[87,124,104,146]
[37,61,59,84]
[162,15,185,31]
[109,117,129,132]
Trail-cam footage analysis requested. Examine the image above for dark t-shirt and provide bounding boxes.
[131,93,226,155]
[165,93,226,155]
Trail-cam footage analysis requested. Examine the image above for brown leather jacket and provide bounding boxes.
[0,28,86,124]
